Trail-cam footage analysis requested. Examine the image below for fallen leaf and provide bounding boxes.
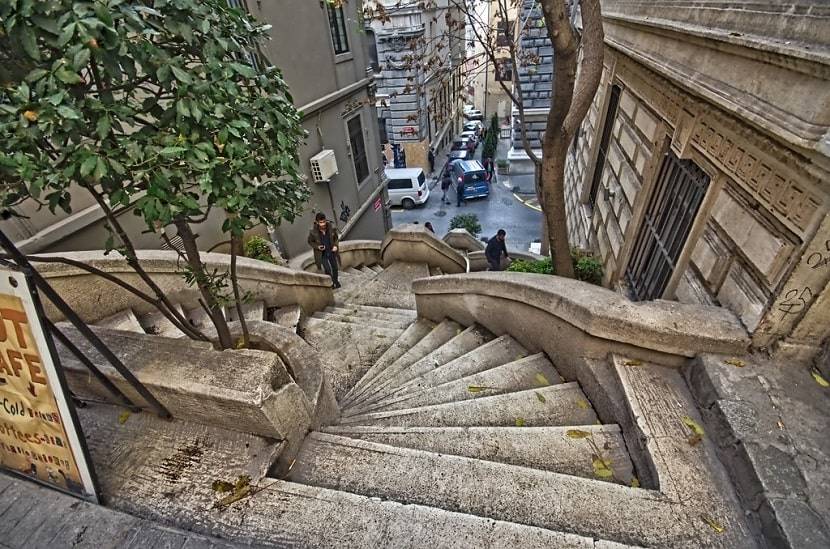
[535,392,546,403]
[811,368,829,388]
[701,514,725,533]
[724,358,745,368]
[212,480,234,493]
[23,110,38,122]
[467,385,496,393]
[630,476,640,488]
[515,417,526,427]
[576,399,589,409]
[682,416,705,436]
[117,411,130,424]
[592,455,613,478]
[623,359,642,366]
[535,373,550,386]
[566,429,592,439]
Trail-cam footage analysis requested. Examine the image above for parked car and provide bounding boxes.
[385,167,429,209]
[463,121,483,136]
[452,160,490,201]
[460,130,479,148]
[447,149,470,163]
[464,109,483,121]
[451,136,474,153]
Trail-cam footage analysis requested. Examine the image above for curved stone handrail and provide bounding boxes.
[413,272,749,360]
[380,224,467,274]
[467,249,543,272]
[442,228,485,252]
[33,250,333,323]
[288,240,382,272]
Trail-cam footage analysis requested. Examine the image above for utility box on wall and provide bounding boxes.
[310,150,338,182]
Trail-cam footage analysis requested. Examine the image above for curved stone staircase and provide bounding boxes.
[67,257,756,548]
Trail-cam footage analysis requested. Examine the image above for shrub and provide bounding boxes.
[244,236,278,264]
[505,250,604,285]
[449,213,482,236]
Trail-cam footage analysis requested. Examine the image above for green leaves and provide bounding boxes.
[20,24,41,61]
[171,65,192,84]
[56,68,82,85]
[57,105,80,119]
[79,156,98,178]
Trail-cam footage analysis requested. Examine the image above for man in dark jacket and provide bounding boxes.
[485,229,510,271]
[440,167,452,204]
[308,212,341,288]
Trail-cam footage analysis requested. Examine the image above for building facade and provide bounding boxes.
[564,0,830,362]
[365,0,466,171]
[1,0,390,259]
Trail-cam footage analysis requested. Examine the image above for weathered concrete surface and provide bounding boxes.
[0,472,246,549]
[312,310,412,330]
[342,318,436,406]
[57,325,312,446]
[340,383,598,427]
[414,273,749,358]
[381,224,467,274]
[355,324,494,410]
[346,319,461,406]
[95,308,144,334]
[684,353,830,548]
[288,432,753,547]
[336,261,431,309]
[300,316,404,401]
[268,303,302,332]
[359,353,564,414]
[442,228,486,252]
[35,250,333,323]
[322,425,635,484]
[288,239,382,272]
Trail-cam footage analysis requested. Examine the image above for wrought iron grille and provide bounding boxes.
[626,150,710,301]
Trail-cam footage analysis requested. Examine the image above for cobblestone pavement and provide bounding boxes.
[0,473,248,549]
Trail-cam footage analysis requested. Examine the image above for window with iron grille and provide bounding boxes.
[625,149,710,301]
[348,115,369,183]
[496,20,513,47]
[327,4,350,55]
[495,59,513,82]
[589,84,621,206]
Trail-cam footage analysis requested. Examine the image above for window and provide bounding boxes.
[347,115,369,183]
[388,179,413,190]
[589,85,621,205]
[497,20,513,47]
[495,59,513,82]
[327,4,350,55]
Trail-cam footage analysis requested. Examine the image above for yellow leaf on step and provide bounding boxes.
[724,358,745,368]
[576,399,589,409]
[535,373,550,386]
[682,416,705,436]
[592,455,613,478]
[515,417,526,427]
[701,515,725,533]
[811,368,829,387]
[468,385,495,393]
[117,411,130,424]
[630,476,640,488]
[535,392,546,403]
[623,359,642,366]
[566,429,592,439]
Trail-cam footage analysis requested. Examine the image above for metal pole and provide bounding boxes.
[0,230,172,419]
[47,320,142,413]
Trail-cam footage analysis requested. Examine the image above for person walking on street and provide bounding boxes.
[485,229,510,271]
[456,174,465,207]
[428,147,435,174]
[308,212,341,288]
[441,167,452,204]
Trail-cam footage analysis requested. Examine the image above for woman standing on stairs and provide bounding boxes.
[308,212,341,288]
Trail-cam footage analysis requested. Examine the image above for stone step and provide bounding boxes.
[269,304,302,331]
[344,266,369,278]
[346,319,462,407]
[329,304,418,322]
[334,262,429,310]
[341,319,437,407]
[339,383,598,428]
[346,304,419,318]
[358,265,376,276]
[347,326,503,415]
[94,308,144,334]
[312,311,412,331]
[288,432,690,547]
[321,425,636,485]
[321,307,414,329]
[428,265,444,276]
[184,303,225,330]
[367,264,384,273]
[138,304,188,337]
[301,316,406,401]
[226,300,266,323]
[352,352,564,415]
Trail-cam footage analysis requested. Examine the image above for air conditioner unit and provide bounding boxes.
[310,149,338,182]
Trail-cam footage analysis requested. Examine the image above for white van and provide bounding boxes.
[385,167,430,209]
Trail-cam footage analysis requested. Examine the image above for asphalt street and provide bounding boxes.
[391,139,543,253]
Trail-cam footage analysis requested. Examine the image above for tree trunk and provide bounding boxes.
[541,135,575,277]
[230,232,250,348]
[174,218,234,349]
[534,168,551,256]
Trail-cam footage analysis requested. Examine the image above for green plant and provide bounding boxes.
[449,213,482,236]
[507,257,553,275]
[244,236,278,264]
[481,113,500,161]
[0,0,310,349]
[496,159,509,168]
[573,255,603,285]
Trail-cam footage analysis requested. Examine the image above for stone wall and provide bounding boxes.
[564,43,830,359]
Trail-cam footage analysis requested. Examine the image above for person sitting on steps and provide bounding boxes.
[308,212,341,288]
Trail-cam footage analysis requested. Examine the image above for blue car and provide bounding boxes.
[452,160,490,200]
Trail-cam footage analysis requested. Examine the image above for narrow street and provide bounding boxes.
[391,138,543,252]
